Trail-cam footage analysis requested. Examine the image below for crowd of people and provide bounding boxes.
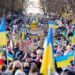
[0,13,75,75]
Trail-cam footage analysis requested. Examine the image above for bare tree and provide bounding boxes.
[0,0,25,16]
[68,0,75,13]
[40,0,72,14]
[40,0,47,15]
[23,0,30,13]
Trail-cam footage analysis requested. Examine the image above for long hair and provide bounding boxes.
[29,62,38,73]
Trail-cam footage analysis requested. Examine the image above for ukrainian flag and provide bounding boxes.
[48,21,59,29]
[0,50,4,56]
[40,28,55,75]
[72,30,75,45]
[55,55,70,68]
[0,18,7,46]
[7,53,13,61]
[68,51,74,62]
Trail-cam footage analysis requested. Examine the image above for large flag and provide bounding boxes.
[56,50,75,68]
[40,28,55,75]
[72,30,75,45]
[0,18,7,46]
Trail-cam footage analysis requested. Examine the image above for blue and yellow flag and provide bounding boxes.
[7,52,13,61]
[0,50,4,56]
[0,18,7,46]
[48,21,59,29]
[40,28,55,75]
[55,55,70,68]
[68,50,74,62]
[72,30,75,45]
[55,50,74,68]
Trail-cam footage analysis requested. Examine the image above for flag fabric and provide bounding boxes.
[40,28,55,75]
[48,21,59,29]
[55,55,70,68]
[64,49,71,56]
[72,30,75,45]
[68,50,74,62]
[7,52,13,61]
[31,22,36,30]
[0,50,4,56]
[22,32,25,40]
[0,18,7,46]
[56,50,74,68]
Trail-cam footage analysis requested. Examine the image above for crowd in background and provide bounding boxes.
[0,13,75,75]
